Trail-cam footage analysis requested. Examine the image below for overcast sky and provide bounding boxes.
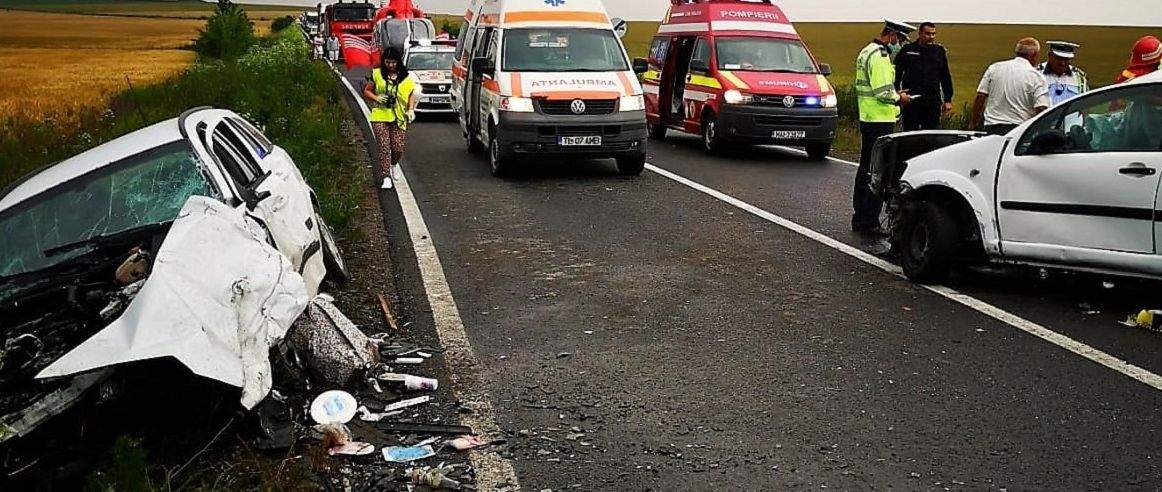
[235,0,1162,26]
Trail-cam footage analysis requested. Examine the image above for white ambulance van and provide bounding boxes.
[451,0,649,177]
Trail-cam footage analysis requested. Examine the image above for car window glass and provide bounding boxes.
[211,128,257,186]
[691,38,709,71]
[226,118,270,160]
[649,37,668,69]
[229,117,273,155]
[212,126,261,180]
[1020,84,1162,154]
[454,24,471,61]
[715,37,816,73]
[0,141,212,278]
[501,28,628,72]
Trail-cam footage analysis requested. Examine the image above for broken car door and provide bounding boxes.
[211,118,325,294]
[998,83,1162,259]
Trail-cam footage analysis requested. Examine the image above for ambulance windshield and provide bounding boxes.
[502,28,628,72]
[716,37,817,73]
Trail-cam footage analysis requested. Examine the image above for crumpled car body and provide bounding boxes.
[0,107,347,442]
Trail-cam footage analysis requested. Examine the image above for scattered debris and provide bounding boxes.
[1122,310,1162,333]
[369,422,474,435]
[290,295,380,386]
[446,435,488,452]
[383,395,432,412]
[377,293,401,331]
[383,444,436,462]
[409,465,474,490]
[328,441,376,456]
[378,372,439,391]
[310,390,359,424]
[357,405,401,422]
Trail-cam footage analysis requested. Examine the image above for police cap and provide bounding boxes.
[884,19,916,36]
[1047,41,1080,59]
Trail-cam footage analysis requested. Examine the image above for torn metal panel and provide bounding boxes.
[37,196,310,409]
[0,369,112,444]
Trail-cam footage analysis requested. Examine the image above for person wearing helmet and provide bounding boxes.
[1116,35,1161,84]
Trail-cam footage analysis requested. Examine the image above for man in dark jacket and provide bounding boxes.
[894,22,954,130]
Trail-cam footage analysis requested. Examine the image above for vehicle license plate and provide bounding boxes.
[772,130,807,139]
[559,136,602,146]
[430,96,450,103]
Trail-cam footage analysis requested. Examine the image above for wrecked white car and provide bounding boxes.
[0,107,347,442]
[871,71,1162,283]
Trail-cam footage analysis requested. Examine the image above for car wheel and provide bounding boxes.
[900,200,958,284]
[805,143,831,161]
[466,126,484,154]
[317,213,349,285]
[702,114,723,155]
[488,125,510,177]
[616,154,646,176]
[648,122,667,140]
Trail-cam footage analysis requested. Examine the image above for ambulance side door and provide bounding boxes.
[643,36,669,121]
[684,37,714,131]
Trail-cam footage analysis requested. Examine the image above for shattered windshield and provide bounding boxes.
[0,141,213,278]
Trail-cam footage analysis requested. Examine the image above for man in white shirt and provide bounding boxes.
[970,38,1051,135]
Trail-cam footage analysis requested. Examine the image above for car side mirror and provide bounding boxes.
[1027,129,1069,155]
[818,63,832,76]
[690,59,709,74]
[471,56,493,78]
[632,57,649,75]
[242,170,274,211]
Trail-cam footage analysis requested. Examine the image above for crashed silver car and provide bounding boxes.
[870,70,1162,283]
[0,107,347,442]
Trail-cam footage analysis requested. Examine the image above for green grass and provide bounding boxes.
[0,26,363,235]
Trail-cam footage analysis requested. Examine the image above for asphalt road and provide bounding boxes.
[346,74,1162,489]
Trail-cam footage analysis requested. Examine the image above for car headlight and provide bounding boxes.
[619,94,645,112]
[821,93,838,108]
[723,89,752,105]
[499,96,534,112]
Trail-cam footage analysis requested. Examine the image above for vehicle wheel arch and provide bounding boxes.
[906,184,986,259]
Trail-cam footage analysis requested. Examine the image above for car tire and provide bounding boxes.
[317,213,350,285]
[616,154,646,176]
[466,126,485,154]
[648,122,667,140]
[899,200,958,284]
[805,143,831,161]
[702,114,724,155]
[488,125,510,178]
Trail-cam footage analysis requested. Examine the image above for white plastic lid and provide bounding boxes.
[310,390,359,424]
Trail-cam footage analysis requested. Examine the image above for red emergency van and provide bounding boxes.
[639,0,838,159]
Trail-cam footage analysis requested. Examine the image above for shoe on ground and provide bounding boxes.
[381,177,393,189]
[391,165,403,181]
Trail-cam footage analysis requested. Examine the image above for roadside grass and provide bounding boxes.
[0,27,363,235]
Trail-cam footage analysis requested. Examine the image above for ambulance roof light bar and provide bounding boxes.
[669,0,772,5]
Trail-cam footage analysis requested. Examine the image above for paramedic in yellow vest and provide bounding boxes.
[362,48,418,189]
[852,19,915,236]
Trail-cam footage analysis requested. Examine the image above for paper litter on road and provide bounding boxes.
[383,395,432,412]
[328,441,376,456]
[382,444,436,462]
[310,390,358,424]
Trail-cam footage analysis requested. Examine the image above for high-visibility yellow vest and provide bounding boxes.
[855,41,900,123]
[370,68,415,128]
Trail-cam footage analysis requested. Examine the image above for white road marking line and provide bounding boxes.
[770,145,859,168]
[645,162,1162,391]
[333,66,521,490]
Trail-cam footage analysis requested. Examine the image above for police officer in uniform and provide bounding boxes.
[1039,41,1088,106]
[853,19,914,236]
[894,22,954,130]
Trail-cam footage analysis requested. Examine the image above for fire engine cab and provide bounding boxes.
[639,0,838,159]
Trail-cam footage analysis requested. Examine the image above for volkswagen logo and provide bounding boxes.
[782,95,796,108]
[570,99,587,114]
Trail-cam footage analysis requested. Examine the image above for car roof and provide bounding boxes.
[477,0,611,29]
[660,0,798,39]
[1125,69,1162,85]
[0,117,184,212]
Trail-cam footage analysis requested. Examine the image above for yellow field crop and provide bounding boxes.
[0,6,293,121]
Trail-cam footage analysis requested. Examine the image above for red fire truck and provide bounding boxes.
[639,0,838,159]
[323,1,377,63]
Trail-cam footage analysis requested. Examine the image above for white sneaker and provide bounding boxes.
[391,165,403,181]
[381,177,393,189]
